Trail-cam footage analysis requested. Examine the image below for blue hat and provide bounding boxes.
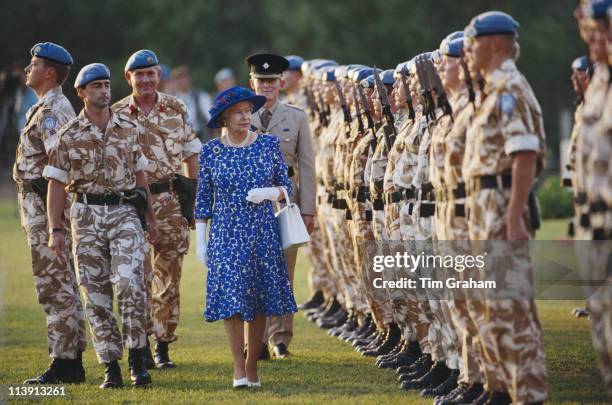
[285,55,304,71]
[207,86,266,129]
[320,66,336,81]
[125,49,159,72]
[572,56,589,71]
[351,67,374,83]
[583,0,612,19]
[465,11,519,38]
[439,31,464,57]
[360,75,375,89]
[30,42,73,66]
[305,60,337,77]
[382,69,395,85]
[159,64,171,81]
[74,63,110,88]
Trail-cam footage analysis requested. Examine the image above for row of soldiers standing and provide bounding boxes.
[289,4,612,405]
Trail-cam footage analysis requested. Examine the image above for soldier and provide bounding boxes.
[575,0,612,395]
[463,11,549,404]
[44,63,158,388]
[246,53,316,359]
[282,55,308,110]
[112,50,201,369]
[14,42,87,384]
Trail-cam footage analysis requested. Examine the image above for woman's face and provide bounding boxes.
[223,101,252,133]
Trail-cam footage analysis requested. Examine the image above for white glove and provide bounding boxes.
[196,222,208,266]
[246,187,280,204]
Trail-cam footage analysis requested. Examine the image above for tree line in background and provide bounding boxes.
[1,0,584,172]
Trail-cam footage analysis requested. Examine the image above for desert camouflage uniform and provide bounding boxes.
[577,64,612,395]
[443,95,484,385]
[112,93,201,343]
[463,59,548,404]
[44,110,149,364]
[412,108,458,369]
[319,108,348,307]
[395,109,430,349]
[13,86,86,360]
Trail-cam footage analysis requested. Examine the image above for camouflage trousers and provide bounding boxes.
[318,198,346,307]
[398,201,430,349]
[70,201,147,364]
[305,207,333,296]
[143,191,189,343]
[370,205,396,331]
[444,200,484,384]
[331,204,361,314]
[18,192,86,359]
[467,187,548,403]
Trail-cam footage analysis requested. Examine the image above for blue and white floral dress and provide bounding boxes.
[195,133,298,322]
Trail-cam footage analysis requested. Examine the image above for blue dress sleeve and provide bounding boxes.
[195,144,214,220]
[270,136,292,196]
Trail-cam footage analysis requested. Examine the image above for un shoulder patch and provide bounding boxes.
[43,116,57,130]
[500,93,516,118]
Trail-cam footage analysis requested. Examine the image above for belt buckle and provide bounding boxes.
[169,179,174,191]
[83,193,88,205]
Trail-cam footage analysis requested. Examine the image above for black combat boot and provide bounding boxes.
[128,348,152,387]
[362,322,401,357]
[154,341,176,369]
[421,368,459,397]
[143,338,155,370]
[99,361,123,389]
[299,290,325,310]
[24,358,66,384]
[379,340,421,369]
[400,361,451,391]
[398,353,433,382]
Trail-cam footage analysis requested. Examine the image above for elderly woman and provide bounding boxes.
[195,86,297,388]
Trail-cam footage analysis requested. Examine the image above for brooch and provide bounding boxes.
[212,145,221,154]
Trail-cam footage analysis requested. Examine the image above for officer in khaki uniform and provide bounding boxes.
[44,63,158,389]
[112,50,201,369]
[246,53,316,359]
[14,42,87,385]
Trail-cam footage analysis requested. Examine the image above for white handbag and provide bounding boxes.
[275,187,310,250]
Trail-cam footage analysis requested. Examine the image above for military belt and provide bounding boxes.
[419,203,435,218]
[420,183,436,201]
[288,166,295,178]
[454,203,465,218]
[149,178,176,195]
[333,199,348,210]
[476,173,512,190]
[405,187,416,200]
[574,192,587,205]
[373,180,384,192]
[562,178,572,188]
[365,210,373,221]
[74,192,127,206]
[18,181,38,194]
[590,200,609,214]
[453,183,466,199]
[372,198,384,211]
[356,186,369,203]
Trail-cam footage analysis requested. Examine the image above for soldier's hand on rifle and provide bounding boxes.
[147,219,159,244]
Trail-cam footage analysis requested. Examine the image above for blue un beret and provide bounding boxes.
[382,69,395,85]
[74,63,111,88]
[320,66,336,82]
[285,55,304,71]
[159,64,171,80]
[31,42,73,66]
[352,67,374,83]
[571,56,589,71]
[125,49,159,72]
[583,0,612,19]
[465,11,519,38]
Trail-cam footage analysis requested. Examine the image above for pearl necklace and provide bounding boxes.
[226,132,251,147]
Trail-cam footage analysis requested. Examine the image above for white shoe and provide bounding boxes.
[233,377,248,388]
[247,380,261,388]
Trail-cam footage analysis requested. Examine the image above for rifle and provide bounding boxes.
[415,56,436,121]
[399,66,416,121]
[357,83,375,130]
[459,55,476,104]
[304,85,317,120]
[335,79,352,137]
[372,67,397,151]
[424,59,453,118]
[352,83,365,134]
[316,92,329,127]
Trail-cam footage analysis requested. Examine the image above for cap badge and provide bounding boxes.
[263,62,270,70]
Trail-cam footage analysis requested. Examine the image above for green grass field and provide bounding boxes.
[0,200,609,404]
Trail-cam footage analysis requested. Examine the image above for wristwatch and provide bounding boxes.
[49,227,63,235]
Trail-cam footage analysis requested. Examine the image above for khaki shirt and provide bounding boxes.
[13,86,76,183]
[394,110,425,190]
[463,59,546,184]
[444,99,475,192]
[585,76,611,207]
[251,101,316,215]
[565,102,583,187]
[112,92,201,183]
[44,111,147,194]
[383,112,415,195]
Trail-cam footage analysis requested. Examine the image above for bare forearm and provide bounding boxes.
[183,155,199,179]
[47,180,67,229]
[508,152,536,219]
